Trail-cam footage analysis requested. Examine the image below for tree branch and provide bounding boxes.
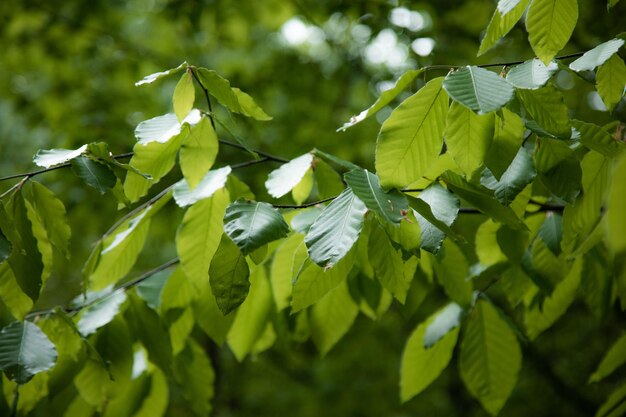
[273,196,336,209]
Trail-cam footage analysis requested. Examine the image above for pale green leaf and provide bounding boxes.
[209,234,250,315]
[607,153,626,255]
[33,144,87,168]
[573,119,623,158]
[590,334,626,383]
[443,66,514,114]
[518,85,571,138]
[569,39,625,72]
[485,108,526,179]
[400,309,459,402]
[173,71,195,122]
[344,168,409,224]
[173,166,231,207]
[526,0,578,65]
[445,101,495,176]
[313,158,345,199]
[77,289,127,336]
[224,200,290,255]
[459,300,522,416]
[506,59,558,89]
[227,266,273,361]
[0,264,33,320]
[309,280,359,356]
[270,233,306,311]
[231,87,272,120]
[375,77,449,189]
[478,0,530,56]
[135,62,187,86]
[435,239,473,308]
[265,153,314,198]
[196,69,241,112]
[292,168,314,204]
[597,55,626,112]
[305,188,367,269]
[423,302,464,348]
[0,321,57,384]
[338,69,424,130]
[180,116,219,189]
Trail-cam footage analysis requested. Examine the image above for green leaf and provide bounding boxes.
[445,101,495,176]
[608,153,626,256]
[0,264,33,320]
[292,249,355,312]
[506,59,558,89]
[344,169,409,224]
[196,69,240,111]
[0,321,57,384]
[590,334,626,383]
[526,0,578,65]
[33,144,87,168]
[231,87,272,121]
[71,156,117,194]
[459,300,522,416]
[134,111,199,145]
[595,383,626,417]
[443,171,527,230]
[270,233,306,311]
[173,340,215,415]
[517,85,571,139]
[443,66,514,114]
[292,168,314,204]
[478,0,530,56]
[193,278,235,345]
[173,166,231,207]
[524,257,581,339]
[0,230,10,263]
[265,153,314,198]
[173,70,195,122]
[338,69,424,130]
[423,302,464,348]
[573,119,623,158]
[135,62,187,86]
[368,221,417,303]
[312,148,360,171]
[209,234,251,315]
[227,266,272,361]
[400,308,459,402]
[409,183,461,253]
[539,213,563,255]
[177,188,229,289]
[77,289,127,336]
[375,77,449,189]
[485,108,526,180]
[305,188,367,269]
[569,39,625,72]
[180,116,219,189]
[596,55,626,112]
[435,239,473,308]
[309,280,359,356]
[126,295,172,373]
[481,147,537,205]
[313,159,346,199]
[223,200,290,255]
[90,190,171,290]
[136,269,170,310]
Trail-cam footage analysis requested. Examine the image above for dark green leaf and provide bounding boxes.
[539,214,563,255]
[344,168,409,224]
[71,156,117,194]
[0,229,12,263]
[223,200,290,255]
[595,383,626,417]
[481,147,537,205]
[0,321,57,384]
[209,235,251,315]
[590,334,626,383]
[443,66,514,114]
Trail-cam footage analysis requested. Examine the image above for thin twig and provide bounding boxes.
[218,139,288,163]
[189,67,217,131]
[0,177,29,199]
[273,196,336,209]
[230,157,272,169]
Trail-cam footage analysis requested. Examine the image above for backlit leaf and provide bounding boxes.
[478,0,530,56]
[516,85,571,139]
[423,302,464,348]
[179,116,219,189]
[526,0,578,65]
[573,119,623,158]
[135,62,187,86]
[590,334,626,383]
[485,108,526,179]
[173,70,195,122]
[596,55,626,112]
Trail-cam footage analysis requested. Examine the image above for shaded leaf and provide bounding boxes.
[71,156,117,194]
[435,239,473,308]
[443,66,514,114]
[607,153,626,256]
[539,213,563,255]
[595,383,626,417]
[597,55,626,112]
[0,230,11,263]
[0,321,57,384]
[590,334,626,383]
[573,119,623,158]
[173,340,215,415]
[481,147,537,205]
[209,235,250,315]
[478,0,530,56]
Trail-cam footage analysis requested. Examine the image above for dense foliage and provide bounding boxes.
[1,0,626,416]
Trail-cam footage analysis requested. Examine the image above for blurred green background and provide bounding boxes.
[1,0,625,415]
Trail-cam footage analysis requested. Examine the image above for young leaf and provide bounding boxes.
[309,280,359,356]
[506,59,558,89]
[231,88,272,121]
[569,39,625,72]
[400,308,460,402]
[526,0,578,65]
[173,70,195,122]
[344,168,409,224]
[590,334,626,383]
[177,188,229,288]
[444,101,495,177]
[134,111,200,145]
[443,66,514,114]
[516,85,571,139]
[338,69,424,131]
[223,200,290,255]
[0,321,57,384]
[265,153,314,198]
[135,62,187,86]
[173,166,231,207]
[180,116,219,189]
[459,300,522,416]
[375,77,449,189]
[0,264,33,321]
[71,156,117,194]
[305,188,367,269]
[33,144,88,168]
[209,235,250,315]
[596,55,626,112]
[478,0,530,56]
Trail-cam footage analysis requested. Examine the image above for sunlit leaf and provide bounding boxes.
[506,59,558,89]
[231,87,272,121]
[569,39,625,72]
[526,0,578,65]
[180,116,219,189]
[173,70,195,122]
[265,153,314,198]
[77,289,127,336]
[423,302,465,348]
[0,321,57,384]
[572,119,623,158]
[596,55,626,112]
[516,85,571,139]
[173,166,231,207]
[443,66,514,114]
[33,144,88,168]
